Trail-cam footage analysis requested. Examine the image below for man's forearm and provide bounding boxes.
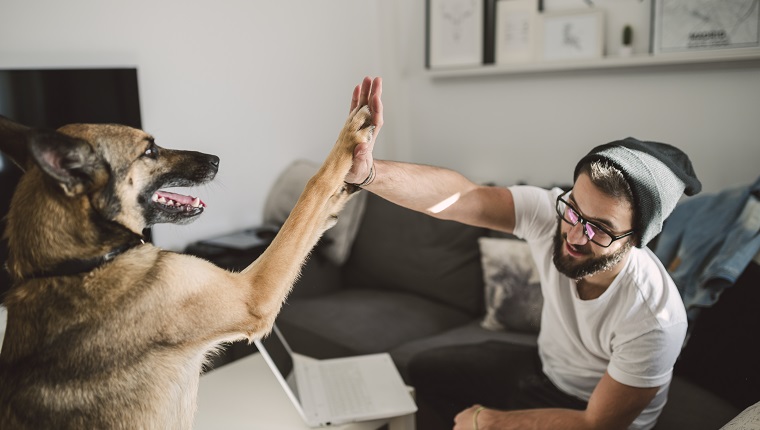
[476,408,596,430]
[363,159,516,232]
[364,159,480,217]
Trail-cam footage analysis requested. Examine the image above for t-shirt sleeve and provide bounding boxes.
[607,321,687,388]
[510,185,564,242]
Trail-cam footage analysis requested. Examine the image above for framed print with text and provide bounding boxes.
[652,0,760,54]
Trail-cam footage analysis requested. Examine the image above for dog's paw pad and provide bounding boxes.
[351,105,372,129]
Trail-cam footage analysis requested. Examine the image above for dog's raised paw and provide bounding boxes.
[349,105,373,146]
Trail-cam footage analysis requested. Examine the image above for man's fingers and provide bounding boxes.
[358,76,372,107]
[350,84,360,113]
[370,93,383,130]
[352,76,382,117]
[370,76,382,101]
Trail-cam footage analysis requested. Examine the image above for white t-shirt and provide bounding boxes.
[510,186,688,430]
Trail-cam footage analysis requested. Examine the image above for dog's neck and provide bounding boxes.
[6,169,148,282]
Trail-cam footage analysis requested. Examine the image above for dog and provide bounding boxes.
[0,106,372,428]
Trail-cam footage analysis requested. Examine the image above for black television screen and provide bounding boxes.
[0,67,143,302]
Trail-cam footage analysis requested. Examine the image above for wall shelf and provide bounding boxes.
[428,48,760,78]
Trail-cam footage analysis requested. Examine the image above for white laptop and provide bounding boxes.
[254,325,417,427]
[0,305,6,350]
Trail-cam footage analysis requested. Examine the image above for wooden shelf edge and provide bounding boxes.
[428,49,760,78]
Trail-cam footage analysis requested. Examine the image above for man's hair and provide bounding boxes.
[577,159,638,245]
[578,159,633,204]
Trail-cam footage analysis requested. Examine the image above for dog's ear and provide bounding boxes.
[29,130,109,197]
[0,115,34,171]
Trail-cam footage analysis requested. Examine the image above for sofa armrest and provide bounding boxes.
[653,376,740,430]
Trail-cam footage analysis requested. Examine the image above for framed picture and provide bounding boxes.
[495,0,539,64]
[541,0,652,57]
[426,0,484,68]
[539,9,604,61]
[652,0,760,54]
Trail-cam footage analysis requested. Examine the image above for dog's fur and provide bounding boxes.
[0,107,372,429]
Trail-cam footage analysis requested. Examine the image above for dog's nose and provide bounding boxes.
[208,156,220,168]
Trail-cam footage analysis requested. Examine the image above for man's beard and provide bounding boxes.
[552,221,631,280]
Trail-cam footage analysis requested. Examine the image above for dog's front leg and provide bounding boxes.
[237,105,373,337]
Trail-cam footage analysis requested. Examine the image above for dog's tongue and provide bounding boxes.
[152,190,205,208]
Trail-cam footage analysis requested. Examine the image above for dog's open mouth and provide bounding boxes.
[151,190,206,215]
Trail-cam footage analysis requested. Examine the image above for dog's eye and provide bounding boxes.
[143,144,159,159]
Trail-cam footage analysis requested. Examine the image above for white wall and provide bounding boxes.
[0,0,389,250]
[381,1,760,195]
[2,0,759,251]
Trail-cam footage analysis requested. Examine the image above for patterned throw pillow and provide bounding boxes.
[478,237,543,333]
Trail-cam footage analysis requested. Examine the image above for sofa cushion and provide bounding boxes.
[342,193,487,315]
[286,252,343,300]
[389,320,538,382]
[478,237,543,333]
[276,289,474,359]
[262,159,368,265]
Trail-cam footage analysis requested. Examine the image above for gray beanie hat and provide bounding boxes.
[574,137,701,248]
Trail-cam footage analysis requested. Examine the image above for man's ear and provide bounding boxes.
[29,130,108,197]
[0,115,34,171]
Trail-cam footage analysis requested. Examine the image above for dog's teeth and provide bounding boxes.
[154,193,203,209]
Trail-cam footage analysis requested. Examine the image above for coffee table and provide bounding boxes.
[194,352,416,430]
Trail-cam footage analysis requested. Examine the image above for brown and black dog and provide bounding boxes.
[0,106,372,428]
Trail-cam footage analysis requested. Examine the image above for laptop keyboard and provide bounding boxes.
[320,362,374,417]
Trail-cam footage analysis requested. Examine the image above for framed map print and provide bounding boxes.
[426,0,484,68]
[653,0,760,54]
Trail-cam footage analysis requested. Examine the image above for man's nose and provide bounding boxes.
[566,222,590,246]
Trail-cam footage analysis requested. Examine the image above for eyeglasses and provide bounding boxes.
[555,190,634,248]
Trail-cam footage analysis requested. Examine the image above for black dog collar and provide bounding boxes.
[20,237,146,280]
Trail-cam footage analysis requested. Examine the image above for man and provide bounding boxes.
[344,77,700,430]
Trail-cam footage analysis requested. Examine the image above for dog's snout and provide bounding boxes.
[208,155,220,168]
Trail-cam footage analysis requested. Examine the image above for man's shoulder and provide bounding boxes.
[626,247,674,288]
[620,247,687,328]
[511,186,564,241]
[510,184,564,202]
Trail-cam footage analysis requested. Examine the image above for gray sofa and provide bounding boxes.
[269,177,757,429]
[275,189,536,375]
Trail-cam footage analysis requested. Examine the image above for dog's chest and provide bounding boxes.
[2,326,206,429]
[160,357,204,428]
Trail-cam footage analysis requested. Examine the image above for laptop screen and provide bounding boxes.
[258,327,299,398]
